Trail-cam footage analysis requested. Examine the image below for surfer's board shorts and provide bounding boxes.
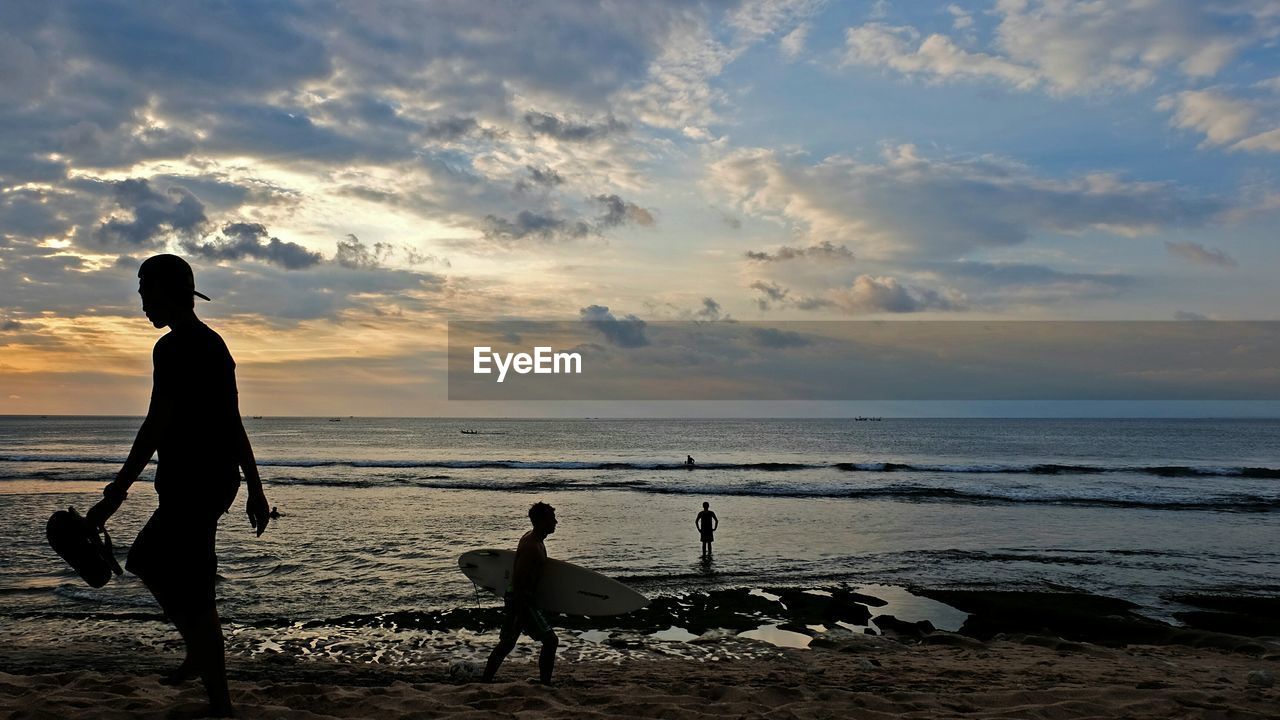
[502,593,552,641]
[700,529,714,543]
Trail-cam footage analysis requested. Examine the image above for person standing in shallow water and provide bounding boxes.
[696,501,718,557]
[482,502,559,685]
[86,254,271,718]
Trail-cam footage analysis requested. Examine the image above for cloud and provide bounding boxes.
[749,273,959,315]
[335,234,395,270]
[0,232,448,326]
[479,193,655,246]
[726,0,826,44]
[744,240,854,262]
[65,2,331,97]
[841,1,1280,95]
[1165,241,1237,268]
[0,0,722,210]
[182,222,323,269]
[579,304,649,347]
[1234,128,1280,152]
[749,280,789,310]
[947,4,973,31]
[843,23,1040,90]
[0,188,87,241]
[402,247,451,268]
[0,238,138,319]
[593,194,656,227]
[923,260,1134,307]
[695,297,724,321]
[710,145,1224,260]
[516,165,566,192]
[54,118,198,169]
[828,274,960,314]
[613,20,730,129]
[780,24,809,59]
[524,111,627,142]
[92,179,207,248]
[1158,87,1280,153]
[481,211,593,244]
[1157,90,1258,145]
[144,173,299,212]
[749,327,810,348]
[420,116,492,142]
[192,259,448,322]
[991,0,1276,92]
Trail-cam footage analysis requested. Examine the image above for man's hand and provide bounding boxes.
[246,488,270,537]
[85,483,127,529]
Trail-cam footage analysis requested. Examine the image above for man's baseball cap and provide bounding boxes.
[138,254,211,301]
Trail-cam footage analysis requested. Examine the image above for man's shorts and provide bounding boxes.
[125,478,238,608]
[501,593,552,641]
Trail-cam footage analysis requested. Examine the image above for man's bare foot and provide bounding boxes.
[158,659,198,686]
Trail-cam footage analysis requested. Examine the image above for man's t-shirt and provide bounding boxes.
[150,321,241,506]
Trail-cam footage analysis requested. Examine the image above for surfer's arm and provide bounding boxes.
[711,513,718,530]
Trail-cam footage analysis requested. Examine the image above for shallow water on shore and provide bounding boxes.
[3,416,1278,668]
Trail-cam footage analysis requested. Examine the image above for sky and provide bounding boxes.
[2,0,1279,416]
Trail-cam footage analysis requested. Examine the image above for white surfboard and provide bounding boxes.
[458,549,648,616]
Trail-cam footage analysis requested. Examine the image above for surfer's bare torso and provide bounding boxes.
[511,530,547,595]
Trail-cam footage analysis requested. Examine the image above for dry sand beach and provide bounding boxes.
[2,637,1278,719]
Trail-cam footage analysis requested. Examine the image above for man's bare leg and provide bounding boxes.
[149,583,200,686]
[538,632,558,685]
[191,606,231,717]
[149,581,231,715]
[482,627,518,683]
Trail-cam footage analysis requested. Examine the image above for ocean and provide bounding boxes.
[3,416,1278,667]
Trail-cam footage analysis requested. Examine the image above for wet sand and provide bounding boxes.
[4,587,1279,718]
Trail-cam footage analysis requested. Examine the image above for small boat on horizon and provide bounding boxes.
[460,429,479,434]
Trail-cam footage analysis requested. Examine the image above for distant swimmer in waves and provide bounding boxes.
[482,502,559,685]
[269,506,283,519]
[696,501,718,557]
[686,454,695,467]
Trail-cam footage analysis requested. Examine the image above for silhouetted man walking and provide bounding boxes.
[482,502,559,685]
[87,254,270,717]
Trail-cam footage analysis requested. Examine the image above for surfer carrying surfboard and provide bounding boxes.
[482,502,560,685]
